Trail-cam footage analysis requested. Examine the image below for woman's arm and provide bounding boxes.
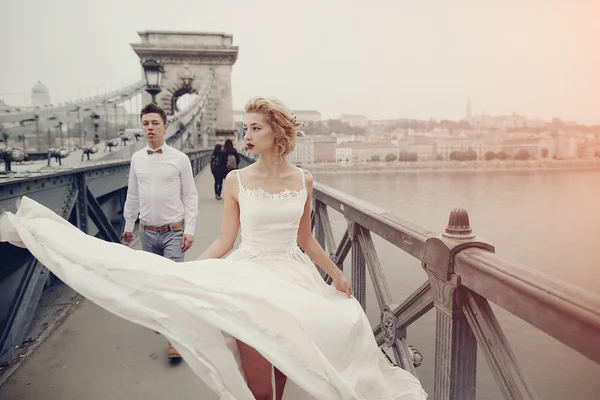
[297,170,353,297]
[197,173,240,260]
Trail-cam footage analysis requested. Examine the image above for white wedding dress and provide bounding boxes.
[0,168,427,400]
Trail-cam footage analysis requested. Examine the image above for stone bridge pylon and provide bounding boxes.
[131,31,239,147]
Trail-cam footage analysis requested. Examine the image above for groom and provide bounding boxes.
[122,103,199,360]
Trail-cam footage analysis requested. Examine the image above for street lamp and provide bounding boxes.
[141,59,164,104]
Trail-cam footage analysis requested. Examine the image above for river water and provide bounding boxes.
[313,168,600,400]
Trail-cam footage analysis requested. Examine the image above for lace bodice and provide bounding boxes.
[235,169,307,256]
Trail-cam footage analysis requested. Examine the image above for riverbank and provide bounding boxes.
[305,159,600,174]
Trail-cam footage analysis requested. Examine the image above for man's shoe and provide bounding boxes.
[168,345,182,360]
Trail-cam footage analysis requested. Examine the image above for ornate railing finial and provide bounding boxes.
[443,208,475,239]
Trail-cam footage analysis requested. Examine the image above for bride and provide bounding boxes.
[0,97,427,400]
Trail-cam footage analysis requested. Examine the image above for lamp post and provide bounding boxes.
[35,113,40,151]
[57,121,64,148]
[91,113,100,144]
[141,59,164,105]
[103,100,109,141]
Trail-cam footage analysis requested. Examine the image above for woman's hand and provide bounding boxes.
[333,274,353,298]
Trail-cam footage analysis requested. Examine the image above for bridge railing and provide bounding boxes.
[0,149,212,366]
[309,180,600,400]
[4,151,599,399]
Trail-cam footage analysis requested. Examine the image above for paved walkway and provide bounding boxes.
[0,169,234,400]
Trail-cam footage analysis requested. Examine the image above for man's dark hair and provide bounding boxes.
[140,103,167,125]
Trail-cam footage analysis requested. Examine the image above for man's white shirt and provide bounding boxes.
[123,143,198,236]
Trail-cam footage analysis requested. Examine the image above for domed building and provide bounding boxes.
[31,81,51,107]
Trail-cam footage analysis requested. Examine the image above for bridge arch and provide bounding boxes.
[170,86,199,114]
[131,31,239,146]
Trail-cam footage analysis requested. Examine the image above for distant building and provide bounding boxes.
[336,147,352,163]
[293,110,322,122]
[340,114,368,128]
[399,139,437,161]
[333,133,363,144]
[556,134,579,159]
[368,119,397,129]
[577,140,600,159]
[436,139,485,161]
[501,138,541,158]
[333,142,393,163]
[465,107,545,130]
[32,81,51,107]
[232,109,322,124]
[538,137,557,157]
[313,139,337,163]
[288,137,315,165]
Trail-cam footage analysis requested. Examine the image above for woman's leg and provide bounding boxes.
[237,340,274,400]
[274,368,287,400]
[216,176,224,197]
[213,174,219,196]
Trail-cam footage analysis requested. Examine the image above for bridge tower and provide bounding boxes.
[131,31,238,147]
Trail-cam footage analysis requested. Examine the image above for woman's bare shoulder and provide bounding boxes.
[223,170,239,189]
[298,167,313,186]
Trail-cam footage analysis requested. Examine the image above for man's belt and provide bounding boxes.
[140,220,184,233]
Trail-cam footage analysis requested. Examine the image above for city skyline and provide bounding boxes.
[5,80,595,129]
[1,1,599,124]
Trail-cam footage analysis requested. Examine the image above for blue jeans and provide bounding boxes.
[140,229,185,262]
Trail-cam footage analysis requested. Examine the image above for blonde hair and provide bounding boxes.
[244,96,305,156]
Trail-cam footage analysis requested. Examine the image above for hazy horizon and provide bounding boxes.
[1,0,599,124]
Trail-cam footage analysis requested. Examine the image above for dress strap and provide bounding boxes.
[299,168,306,190]
[235,169,242,190]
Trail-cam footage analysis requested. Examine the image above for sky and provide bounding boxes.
[1,0,599,124]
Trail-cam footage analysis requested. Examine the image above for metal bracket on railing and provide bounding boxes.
[422,208,494,281]
[381,303,424,369]
[421,207,496,400]
[347,220,356,241]
[381,305,400,346]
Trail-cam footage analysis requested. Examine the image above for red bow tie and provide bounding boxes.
[147,148,163,155]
